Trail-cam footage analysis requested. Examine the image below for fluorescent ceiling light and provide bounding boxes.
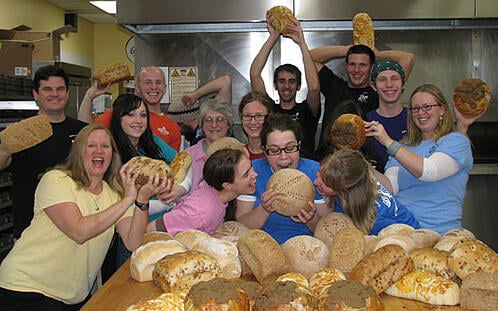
[90,1,116,14]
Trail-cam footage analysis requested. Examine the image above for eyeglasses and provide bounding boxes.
[241,114,267,121]
[204,116,227,126]
[265,144,300,156]
[409,104,440,113]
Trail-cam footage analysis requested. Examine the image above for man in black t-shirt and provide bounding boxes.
[250,14,320,159]
[0,65,87,238]
[310,44,415,160]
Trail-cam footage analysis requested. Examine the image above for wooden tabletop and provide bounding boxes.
[81,260,467,311]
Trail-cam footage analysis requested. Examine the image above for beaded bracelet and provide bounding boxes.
[386,141,402,157]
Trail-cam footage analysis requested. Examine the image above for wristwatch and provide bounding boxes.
[134,200,149,211]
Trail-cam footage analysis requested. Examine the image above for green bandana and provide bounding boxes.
[371,60,405,82]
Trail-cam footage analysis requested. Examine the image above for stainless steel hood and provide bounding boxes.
[117,0,498,34]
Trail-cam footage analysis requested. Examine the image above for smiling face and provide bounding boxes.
[32,76,69,114]
[135,67,166,106]
[120,102,148,147]
[84,129,113,179]
[227,156,258,195]
[202,110,229,145]
[410,91,446,140]
[346,53,372,88]
[372,70,403,105]
[265,130,300,171]
[274,71,299,104]
[241,100,268,140]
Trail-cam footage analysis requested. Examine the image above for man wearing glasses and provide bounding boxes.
[366,60,408,172]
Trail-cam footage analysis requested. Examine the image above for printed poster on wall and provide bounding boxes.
[168,66,198,105]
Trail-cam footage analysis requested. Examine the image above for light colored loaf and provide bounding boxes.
[377,223,415,239]
[314,212,356,247]
[409,247,459,283]
[374,233,416,253]
[130,240,187,282]
[309,267,346,299]
[237,229,289,286]
[0,114,53,154]
[328,227,365,275]
[447,238,498,279]
[276,272,310,289]
[191,236,241,279]
[460,271,498,311]
[407,228,440,249]
[175,229,211,249]
[385,270,460,305]
[126,292,184,311]
[353,12,375,50]
[281,235,329,279]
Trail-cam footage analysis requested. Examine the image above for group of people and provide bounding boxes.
[0,10,484,311]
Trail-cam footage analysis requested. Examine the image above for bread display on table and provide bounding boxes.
[92,63,131,87]
[124,156,174,186]
[353,12,375,50]
[266,5,294,34]
[0,114,53,154]
[266,168,315,216]
[329,113,366,150]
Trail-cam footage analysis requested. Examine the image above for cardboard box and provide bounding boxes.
[0,40,33,77]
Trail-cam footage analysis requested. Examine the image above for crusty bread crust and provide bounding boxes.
[0,115,53,154]
[93,63,131,86]
[453,78,490,117]
[330,113,366,150]
[267,6,294,34]
[353,12,375,50]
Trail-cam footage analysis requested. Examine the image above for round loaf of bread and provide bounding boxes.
[130,240,187,282]
[314,212,356,247]
[266,168,315,216]
[205,136,245,159]
[453,78,491,117]
[267,5,294,34]
[407,228,440,249]
[330,113,366,150]
[317,280,382,311]
[328,227,365,275]
[211,221,250,239]
[184,278,261,311]
[309,267,346,299]
[377,223,415,239]
[253,281,316,311]
[374,233,416,253]
[281,235,329,279]
[191,236,242,279]
[141,231,175,245]
[152,250,221,294]
[125,156,174,186]
[175,229,211,250]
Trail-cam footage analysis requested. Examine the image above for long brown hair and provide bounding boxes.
[320,149,377,234]
[53,123,124,196]
[404,84,455,146]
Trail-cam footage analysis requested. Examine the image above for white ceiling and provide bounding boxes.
[45,0,116,24]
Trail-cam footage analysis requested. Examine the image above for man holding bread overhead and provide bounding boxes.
[78,65,182,151]
[310,16,416,160]
[250,6,320,159]
[0,65,87,239]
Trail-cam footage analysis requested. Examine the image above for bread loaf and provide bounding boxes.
[276,272,310,289]
[350,244,414,294]
[330,113,366,150]
[433,236,473,253]
[191,236,242,279]
[93,63,131,86]
[385,270,460,305]
[152,250,221,294]
[169,151,192,185]
[309,267,346,299]
[237,229,289,286]
[353,13,375,50]
[447,238,498,279]
[377,223,415,239]
[453,78,491,117]
[126,292,184,311]
[460,271,498,311]
[267,6,294,34]
[407,228,440,249]
[253,281,316,311]
[373,233,416,253]
[364,235,381,256]
[205,136,245,160]
[0,115,53,154]
[314,212,356,247]
[409,248,459,283]
[125,156,174,186]
[266,168,315,216]
[441,227,476,240]
[175,229,211,249]
[328,227,365,275]
[281,235,329,279]
[211,220,250,239]
[141,231,174,245]
[130,240,187,282]
[317,280,382,311]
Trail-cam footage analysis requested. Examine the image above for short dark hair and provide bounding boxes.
[273,64,302,86]
[203,148,245,190]
[346,45,375,65]
[260,113,302,147]
[33,65,69,92]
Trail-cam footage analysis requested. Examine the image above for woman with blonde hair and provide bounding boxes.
[314,148,419,234]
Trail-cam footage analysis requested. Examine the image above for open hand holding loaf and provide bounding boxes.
[267,5,294,34]
[124,156,174,186]
[0,115,52,154]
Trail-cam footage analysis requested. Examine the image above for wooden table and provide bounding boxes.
[82,260,467,311]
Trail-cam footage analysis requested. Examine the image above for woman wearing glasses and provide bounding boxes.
[185,97,233,191]
[236,113,329,244]
[366,84,478,234]
[238,91,274,160]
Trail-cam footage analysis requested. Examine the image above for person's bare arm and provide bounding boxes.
[250,13,280,93]
[309,45,352,72]
[77,80,114,123]
[285,16,320,117]
[0,143,12,170]
[375,49,416,81]
[181,75,232,107]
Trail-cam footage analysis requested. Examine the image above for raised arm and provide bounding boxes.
[375,49,416,81]
[181,75,232,107]
[250,13,280,94]
[77,80,114,123]
[285,16,320,117]
[309,45,352,72]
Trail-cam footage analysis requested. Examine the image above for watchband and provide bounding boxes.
[134,200,149,211]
